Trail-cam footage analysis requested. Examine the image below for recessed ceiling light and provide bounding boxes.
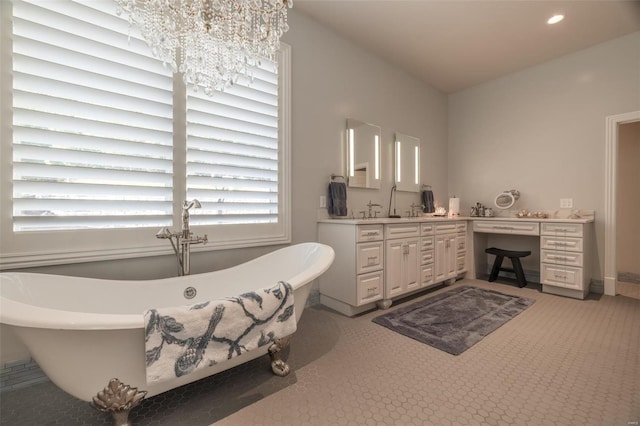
[547,14,565,25]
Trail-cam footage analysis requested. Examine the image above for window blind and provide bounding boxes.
[186,61,280,225]
[12,0,174,231]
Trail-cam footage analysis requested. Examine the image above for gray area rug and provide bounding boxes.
[372,285,535,355]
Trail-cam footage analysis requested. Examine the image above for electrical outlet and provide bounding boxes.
[560,198,573,208]
[320,195,326,208]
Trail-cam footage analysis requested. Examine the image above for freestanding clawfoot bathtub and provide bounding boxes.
[0,242,334,423]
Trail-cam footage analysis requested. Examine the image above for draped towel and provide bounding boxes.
[328,181,348,216]
[422,190,435,213]
[144,281,296,385]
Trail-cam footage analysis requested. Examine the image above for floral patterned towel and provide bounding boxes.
[144,281,296,384]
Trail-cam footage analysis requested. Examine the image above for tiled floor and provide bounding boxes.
[1,279,639,425]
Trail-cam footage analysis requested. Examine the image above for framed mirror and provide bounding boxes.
[346,118,381,189]
[394,132,420,192]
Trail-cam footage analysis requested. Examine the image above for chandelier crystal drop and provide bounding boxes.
[116,0,292,95]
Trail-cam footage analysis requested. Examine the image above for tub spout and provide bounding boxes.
[156,199,208,276]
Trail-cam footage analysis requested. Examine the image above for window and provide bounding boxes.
[0,0,291,269]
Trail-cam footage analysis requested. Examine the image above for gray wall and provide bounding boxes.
[1,9,448,364]
[448,32,640,280]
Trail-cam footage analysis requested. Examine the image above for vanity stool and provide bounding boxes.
[485,247,531,288]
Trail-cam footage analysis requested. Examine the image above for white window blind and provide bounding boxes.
[186,62,280,225]
[12,0,174,231]
[2,0,290,268]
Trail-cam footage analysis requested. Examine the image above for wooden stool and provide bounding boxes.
[485,247,531,288]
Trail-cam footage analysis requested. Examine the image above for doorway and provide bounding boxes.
[604,111,640,297]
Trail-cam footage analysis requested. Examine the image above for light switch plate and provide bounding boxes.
[320,195,327,208]
[560,198,573,208]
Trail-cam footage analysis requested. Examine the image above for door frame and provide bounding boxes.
[604,110,640,296]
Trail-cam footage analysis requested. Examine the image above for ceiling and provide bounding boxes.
[294,1,640,93]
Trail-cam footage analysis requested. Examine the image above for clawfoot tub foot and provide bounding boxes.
[268,336,292,377]
[91,378,147,426]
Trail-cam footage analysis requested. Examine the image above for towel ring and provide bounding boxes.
[495,190,520,209]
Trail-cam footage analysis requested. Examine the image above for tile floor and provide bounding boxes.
[1,278,639,425]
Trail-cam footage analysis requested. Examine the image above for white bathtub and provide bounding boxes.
[0,242,334,402]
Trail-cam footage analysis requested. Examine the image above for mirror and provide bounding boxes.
[495,190,520,209]
[394,132,420,192]
[346,118,381,189]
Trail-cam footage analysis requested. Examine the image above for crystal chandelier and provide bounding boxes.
[116,0,292,95]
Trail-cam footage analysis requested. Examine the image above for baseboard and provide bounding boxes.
[618,271,640,284]
[0,358,48,392]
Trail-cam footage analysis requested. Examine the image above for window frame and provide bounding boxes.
[0,0,291,270]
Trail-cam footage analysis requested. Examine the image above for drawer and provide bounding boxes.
[456,221,467,233]
[456,235,466,252]
[421,264,434,286]
[541,236,583,252]
[356,271,384,305]
[356,241,384,274]
[421,236,435,251]
[357,224,384,242]
[435,222,458,234]
[385,223,420,239]
[541,249,583,267]
[456,254,466,273]
[541,263,583,291]
[421,249,434,265]
[421,223,435,235]
[473,221,540,236]
[541,222,583,237]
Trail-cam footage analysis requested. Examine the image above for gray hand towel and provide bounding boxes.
[328,182,348,216]
[422,190,435,213]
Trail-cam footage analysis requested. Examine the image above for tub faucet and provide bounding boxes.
[156,199,208,276]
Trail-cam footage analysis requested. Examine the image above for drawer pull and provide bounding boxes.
[363,231,379,236]
[549,255,569,261]
[554,273,568,280]
[494,226,515,230]
[367,256,378,265]
[549,241,568,246]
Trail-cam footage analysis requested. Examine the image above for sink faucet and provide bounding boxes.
[366,200,382,218]
[156,199,208,276]
[408,203,424,218]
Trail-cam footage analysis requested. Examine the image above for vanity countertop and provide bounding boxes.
[318,215,594,225]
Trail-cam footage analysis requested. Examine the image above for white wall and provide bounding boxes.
[0,9,448,364]
[448,32,640,280]
[283,9,449,231]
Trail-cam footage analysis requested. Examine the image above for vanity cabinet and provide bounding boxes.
[540,222,590,299]
[318,219,468,316]
[318,223,385,316]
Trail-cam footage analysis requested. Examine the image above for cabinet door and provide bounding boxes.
[435,233,457,282]
[434,234,448,282]
[385,240,404,298]
[405,239,420,292]
[445,234,457,279]
[385,238,419,298]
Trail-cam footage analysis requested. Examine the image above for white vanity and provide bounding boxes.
[318,214,594,316]
[471,216,595,300]
[317,218,467,316]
